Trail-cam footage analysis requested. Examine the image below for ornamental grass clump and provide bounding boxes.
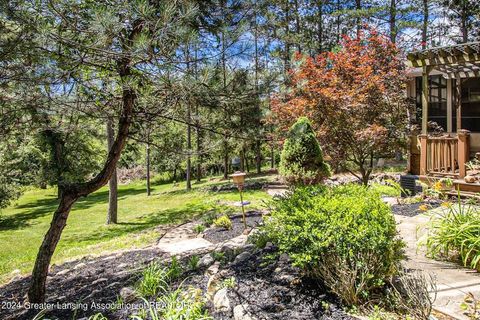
[262,184,405,306]
[423,199,480,271]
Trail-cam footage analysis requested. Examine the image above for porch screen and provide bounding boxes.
[458,77,480,132]
[416,75,447,132]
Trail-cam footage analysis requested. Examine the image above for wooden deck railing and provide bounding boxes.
[419,130,470,178]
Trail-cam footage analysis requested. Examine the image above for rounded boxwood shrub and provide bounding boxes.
[279,117,330,185]
[262,184,405,305]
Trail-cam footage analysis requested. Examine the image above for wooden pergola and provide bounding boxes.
[407,42,480,134]
[406,42,480,179]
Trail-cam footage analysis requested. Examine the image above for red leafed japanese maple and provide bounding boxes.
[271,29,410,185]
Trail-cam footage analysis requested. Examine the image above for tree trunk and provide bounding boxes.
[389,0,397,43]
[186,104,192,190]
[284,0,291,83]
[422,0,428,49]
[106,118,118,224]
[28,192,78,303]
[355,0,362,38]
[146,135,151,196]
[196,123,202,182]
[28,27,139,300]
[223,146,229,179]
[460,7,468,43]
[317,0,324,53]
[255,140,261,173]
[271,144,275,169]
[253,5,262,175]
[240,147,245,172]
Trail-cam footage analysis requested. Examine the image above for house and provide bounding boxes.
[406,42,480,192]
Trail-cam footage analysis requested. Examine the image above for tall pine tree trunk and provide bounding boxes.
[106,118,118,224]
[355,0,362,38]
[186,111,192,190]
[146,132,151,196]
[389,0,397,43]
[422,0,428,49]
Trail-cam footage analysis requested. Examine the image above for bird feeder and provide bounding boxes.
[230,171,247,230]
[231,171,246,189]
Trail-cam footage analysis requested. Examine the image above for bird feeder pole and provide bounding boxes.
[230,172,247,230]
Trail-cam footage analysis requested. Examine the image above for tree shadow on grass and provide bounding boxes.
[73,187,147,210]
[0,187,148,232]
[0,197,58,231]
[67,203,210,245]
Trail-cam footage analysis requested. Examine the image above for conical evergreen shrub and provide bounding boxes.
[279,117,330,185]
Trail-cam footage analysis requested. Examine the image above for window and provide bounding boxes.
[416,75,448,132]
[460,77,480,132]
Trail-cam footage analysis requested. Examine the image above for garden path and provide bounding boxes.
[394,210,480,320]
[157,221,215,255]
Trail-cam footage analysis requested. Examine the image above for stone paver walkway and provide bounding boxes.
[157,221,214,255]
[395,212,480,319]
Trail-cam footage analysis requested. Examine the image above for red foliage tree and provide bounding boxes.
[271,29,411,185]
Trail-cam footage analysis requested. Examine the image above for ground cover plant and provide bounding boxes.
[261,184,405,307]
[422,199,480,271]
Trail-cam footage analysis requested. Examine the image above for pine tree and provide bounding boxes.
[279,117,330,185]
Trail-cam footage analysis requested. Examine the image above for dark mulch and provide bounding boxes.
[208,181,266,192]
[210,246,354,320]
[203,211,264,244]
[391,200,441,217]
[0,248,167,320]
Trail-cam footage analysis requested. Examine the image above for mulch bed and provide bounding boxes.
[391,200,441,217]
[0,211,354,320]
[0,248,167,320]
[210,246,355,320]
[203,211,264,244]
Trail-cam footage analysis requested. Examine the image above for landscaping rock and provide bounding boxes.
[119,287,136,303]
[233,304,254,320]
[199,253,215,269]
[91,278,108,285]
[213,288,231,312]
[206,261,220,276]
[56,269,70,276]
[233,251,252,265]
[73,263,86,270]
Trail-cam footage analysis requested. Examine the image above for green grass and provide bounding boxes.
[0,174,273,283]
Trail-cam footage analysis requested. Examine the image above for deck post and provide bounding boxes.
[419,134,428,175]
[455,78,462,130]
[457,129,470,178]
[421,66,432,134]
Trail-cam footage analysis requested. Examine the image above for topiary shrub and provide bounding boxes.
[262,184,405,306]
[279,117,330,185]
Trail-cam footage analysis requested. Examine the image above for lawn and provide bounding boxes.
[0,175,273,284]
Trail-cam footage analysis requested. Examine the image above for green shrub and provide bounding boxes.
[213,215,232,230]
[262,184,404,305]
[422,200,480,271]
[279,117,330,185]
